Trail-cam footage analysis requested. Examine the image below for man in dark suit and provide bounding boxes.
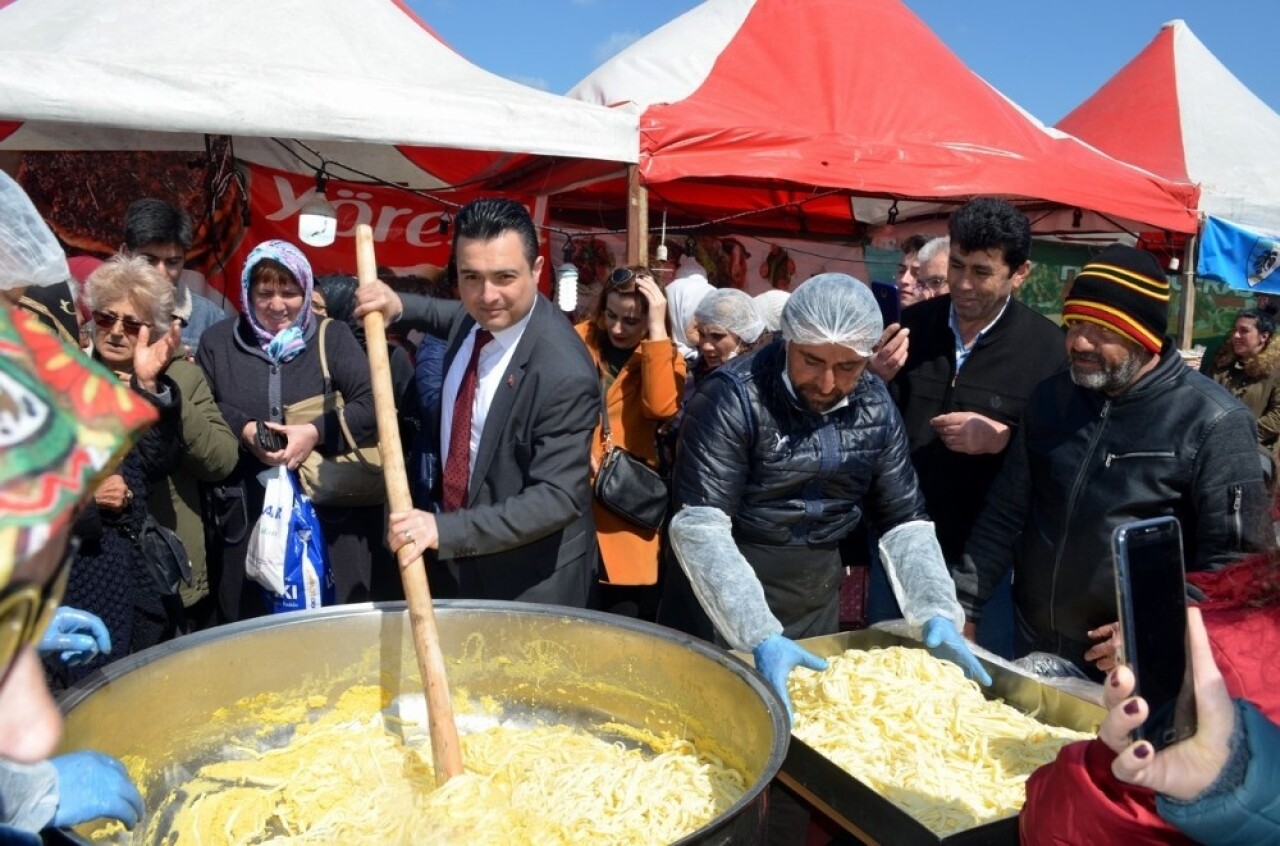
[355,198,601,607]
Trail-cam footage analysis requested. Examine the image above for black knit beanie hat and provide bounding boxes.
[1062,244,1169,353]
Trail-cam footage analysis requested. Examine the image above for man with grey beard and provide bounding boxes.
[953,244,1270,679]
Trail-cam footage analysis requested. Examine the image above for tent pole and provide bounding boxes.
[1175,229,1199,351]
[626,165,648,265]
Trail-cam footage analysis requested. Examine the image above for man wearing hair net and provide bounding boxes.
[667,274,989,721]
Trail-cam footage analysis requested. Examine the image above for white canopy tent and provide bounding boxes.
[0,0,638,190]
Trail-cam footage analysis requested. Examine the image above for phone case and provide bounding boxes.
[1112,517,1196,750]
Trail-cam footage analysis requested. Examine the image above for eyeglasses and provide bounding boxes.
[90,310,148,337]
[0,537,76,685]
[919,275,948,291]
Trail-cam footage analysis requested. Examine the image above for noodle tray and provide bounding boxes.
[778,628,1104,845]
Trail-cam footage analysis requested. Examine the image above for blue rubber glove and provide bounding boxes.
[50,751,143,830]
[752,634,829,720]
[923,616,992,687]
[38,607,112,667]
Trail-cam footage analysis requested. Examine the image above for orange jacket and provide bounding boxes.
[575,323,686,584]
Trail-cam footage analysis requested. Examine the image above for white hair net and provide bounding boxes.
[781,273,882,356]
[0,171,69,291]
[753,289,790,332]
[694,288,766,344]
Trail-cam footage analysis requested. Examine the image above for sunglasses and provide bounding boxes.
[0,536,76,686]
[91,310,148,337]
[608,267,657,288]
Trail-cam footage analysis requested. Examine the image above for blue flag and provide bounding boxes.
[1197,216,1280,294]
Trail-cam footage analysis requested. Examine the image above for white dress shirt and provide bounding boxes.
[440,299,537,476]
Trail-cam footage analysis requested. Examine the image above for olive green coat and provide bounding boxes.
[146,357,239,607]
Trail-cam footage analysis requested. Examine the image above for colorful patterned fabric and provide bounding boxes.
[0,306,156,579]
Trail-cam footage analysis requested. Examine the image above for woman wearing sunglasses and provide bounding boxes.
[576,266,686,618]
[43,257,189,691]
[89,257,238,634]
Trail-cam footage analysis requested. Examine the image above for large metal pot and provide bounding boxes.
[55,601,788,845]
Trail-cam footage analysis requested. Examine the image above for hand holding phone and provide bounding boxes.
[870,280,902,327]
[256,420,287,453]
[1103,608,1238,800]
[1112,517,1197,750]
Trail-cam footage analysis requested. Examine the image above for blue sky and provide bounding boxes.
[409,0,1277,124]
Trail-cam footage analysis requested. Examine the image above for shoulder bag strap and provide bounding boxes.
[323,319,378,471]
[317,318,334,395]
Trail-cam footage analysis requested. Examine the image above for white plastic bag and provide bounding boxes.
[245,466,291,595]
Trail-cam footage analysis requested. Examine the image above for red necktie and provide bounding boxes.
[442,329,493,512]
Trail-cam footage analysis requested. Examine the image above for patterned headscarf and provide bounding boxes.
[0,306,156,578]
[239,240,315,363]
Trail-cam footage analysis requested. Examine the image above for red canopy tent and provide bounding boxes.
[1057,19,1280,236]
[564,0,1199,239]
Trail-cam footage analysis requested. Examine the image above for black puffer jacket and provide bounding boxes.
[957,345,1271,672]
[673,340,928,545]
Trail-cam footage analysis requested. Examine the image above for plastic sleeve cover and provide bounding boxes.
[668,506,783,651]
[878,519,965,630]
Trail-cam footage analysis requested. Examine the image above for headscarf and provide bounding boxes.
[665,274,715,358]
[0,306,156,576]
[239,240,315,363]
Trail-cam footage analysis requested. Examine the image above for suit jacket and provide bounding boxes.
[399,294,601,606]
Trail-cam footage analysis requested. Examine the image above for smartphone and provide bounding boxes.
[256,420,287,453]
[1112,516,1196,750]
[870,280,902,326]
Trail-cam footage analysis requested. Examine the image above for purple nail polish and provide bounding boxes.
[1124,700,1140,716]
[1134,744,1151,759]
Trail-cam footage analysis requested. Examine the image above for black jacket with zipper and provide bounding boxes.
[891,294,1067,563]
[955,343,1271,674]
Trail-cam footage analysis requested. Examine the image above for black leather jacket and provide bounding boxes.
[673,340,928,545]
[956,345,1271,669]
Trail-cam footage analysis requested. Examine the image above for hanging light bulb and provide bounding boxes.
[655,209,669,262]
[298,169,338,247]
[556,239,578,313]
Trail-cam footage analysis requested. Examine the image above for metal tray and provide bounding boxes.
[777,629,1105,845]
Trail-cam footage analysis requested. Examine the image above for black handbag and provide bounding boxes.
[592,413,669,531]
[135,514,193,596]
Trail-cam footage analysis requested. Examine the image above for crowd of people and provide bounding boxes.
[3,163,1279,844]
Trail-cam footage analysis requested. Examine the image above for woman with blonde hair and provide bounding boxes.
[49,256,186,689]
[576,266,686,618]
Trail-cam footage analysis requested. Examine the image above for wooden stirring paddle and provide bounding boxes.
[355,222,464,784]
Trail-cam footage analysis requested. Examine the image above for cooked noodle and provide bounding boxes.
[136,686,745,845]
[790,647,1092,837]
